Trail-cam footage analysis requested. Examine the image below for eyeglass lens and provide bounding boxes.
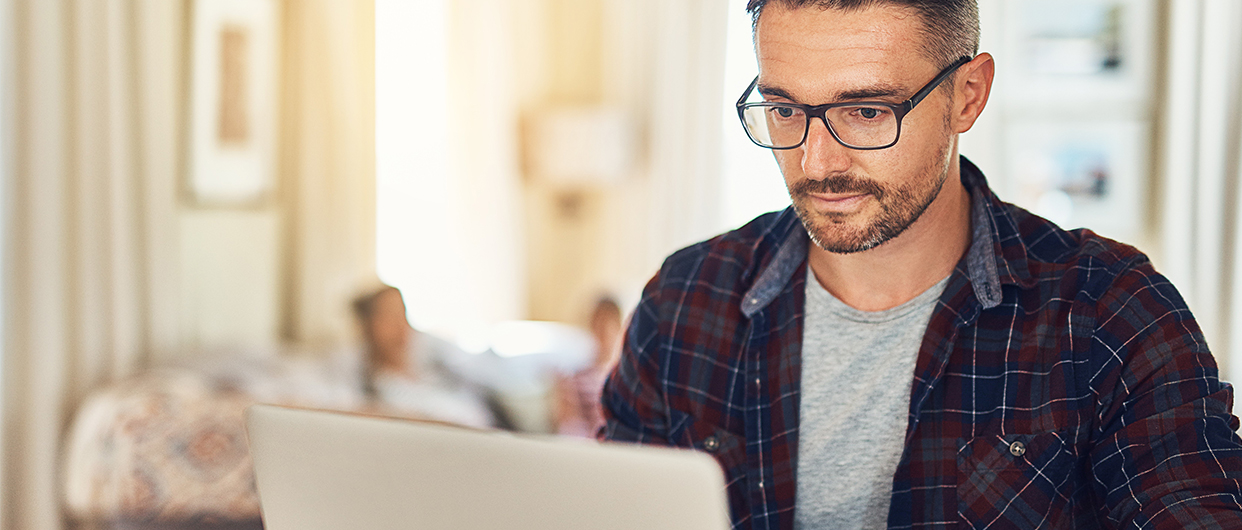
[741,104,899,149]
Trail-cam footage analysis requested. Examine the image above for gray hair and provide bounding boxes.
[746,0,979,70]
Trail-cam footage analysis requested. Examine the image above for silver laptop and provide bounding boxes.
[246,405,730,530]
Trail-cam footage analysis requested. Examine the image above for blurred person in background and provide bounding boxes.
[353,285,496,429]
[602,0,1242,528]
[555,296,624,437]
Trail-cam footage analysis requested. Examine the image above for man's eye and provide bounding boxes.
[858,107,882,119]
[775,107,796,118]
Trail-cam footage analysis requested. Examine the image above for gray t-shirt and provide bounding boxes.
[794,272,949,530]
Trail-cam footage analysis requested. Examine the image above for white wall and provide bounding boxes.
[176,211,284,352]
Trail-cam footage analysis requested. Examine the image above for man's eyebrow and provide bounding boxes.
[756,82,908,104]
[755,84,798,102]
[835,84,906,101]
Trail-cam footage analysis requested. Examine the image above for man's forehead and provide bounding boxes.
[754,3,933,97]
[755,2,926,50]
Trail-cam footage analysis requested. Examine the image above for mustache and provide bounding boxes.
[791,174,886,201]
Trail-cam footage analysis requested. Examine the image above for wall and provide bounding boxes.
[169,0,378,359]
[176,211,284,354]
[146,2,286,363]
[519,0,729,325]
[520,0,621,324]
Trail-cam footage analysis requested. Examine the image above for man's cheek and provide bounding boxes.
[773,150,803,187]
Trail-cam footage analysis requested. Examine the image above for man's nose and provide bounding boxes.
[801,116,851,179]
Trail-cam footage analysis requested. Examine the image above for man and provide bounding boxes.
[600,1,1242,529]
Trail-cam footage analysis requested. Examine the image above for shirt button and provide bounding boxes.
[1009,441,1026,457]
[754,378,761,387]
[757,480,765,489]
[702,436,720,452]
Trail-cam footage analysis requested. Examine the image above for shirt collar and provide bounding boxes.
[741,156,1013,318]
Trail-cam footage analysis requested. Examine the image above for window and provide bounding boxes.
[375,0,454,333]
[719,0,791,231]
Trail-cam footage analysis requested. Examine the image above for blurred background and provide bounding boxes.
[0,0,1240,528]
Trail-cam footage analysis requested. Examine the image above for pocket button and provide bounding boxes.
[703,436,720,452]
[1009,441,1026,457]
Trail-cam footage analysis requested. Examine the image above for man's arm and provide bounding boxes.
[1088,257,1242,528]
[599,274,672,444]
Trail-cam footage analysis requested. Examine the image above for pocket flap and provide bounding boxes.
[956,432,1077,526]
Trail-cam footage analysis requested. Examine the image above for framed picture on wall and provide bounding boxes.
[1001,0,1155,107]
[185,0,279,207]
[1003,119,1148,244]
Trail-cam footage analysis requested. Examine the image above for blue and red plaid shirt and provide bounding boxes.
[601,157,1242,529]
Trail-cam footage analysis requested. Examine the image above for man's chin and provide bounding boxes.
[802,219,889,255]
[811,234,887,255]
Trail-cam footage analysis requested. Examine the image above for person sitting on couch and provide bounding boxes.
[352,285,496,428]
[555,296,624,437]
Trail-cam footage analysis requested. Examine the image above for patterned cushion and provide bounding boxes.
[63,370,262,522]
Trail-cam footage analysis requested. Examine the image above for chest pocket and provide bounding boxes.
[956,432,1076,528]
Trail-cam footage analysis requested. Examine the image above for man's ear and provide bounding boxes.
[952,53,994,134]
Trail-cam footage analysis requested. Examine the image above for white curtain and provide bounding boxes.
[0,1,377,527]
[2,1,183,528]
[281,0,377,346]
[598,0,730,287]
[1156,0,1242,387]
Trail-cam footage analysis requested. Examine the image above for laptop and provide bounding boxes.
[245,404,731,530]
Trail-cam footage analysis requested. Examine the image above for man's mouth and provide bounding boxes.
[794,173,884,198]
[806,192,870,212]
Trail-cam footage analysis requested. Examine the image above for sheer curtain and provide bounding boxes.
[281,0,377,345]
[599,0,730,285]
[2,2,182,528]
[1,1,377,528]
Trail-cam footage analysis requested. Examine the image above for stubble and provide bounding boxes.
[790,119,954,254]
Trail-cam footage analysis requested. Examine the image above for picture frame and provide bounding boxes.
[1003,119,1147,244]
[185,0,279,207]
[1000,0,1155,109]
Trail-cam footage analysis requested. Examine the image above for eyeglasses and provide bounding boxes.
[736,56,972,151]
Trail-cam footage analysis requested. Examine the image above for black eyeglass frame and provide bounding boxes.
[735,56,973,151]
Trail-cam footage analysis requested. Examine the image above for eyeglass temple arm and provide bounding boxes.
[903,56,973,111]
[737,76,759,107]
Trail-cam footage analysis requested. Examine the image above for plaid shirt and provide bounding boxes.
[601,157,1242,529]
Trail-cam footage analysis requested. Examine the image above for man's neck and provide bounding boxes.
[806,163,973,313]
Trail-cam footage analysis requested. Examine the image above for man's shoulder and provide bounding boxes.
[997,199,1158,294]
[658,208,797,285]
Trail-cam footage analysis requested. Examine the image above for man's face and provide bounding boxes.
[755,4,957,253]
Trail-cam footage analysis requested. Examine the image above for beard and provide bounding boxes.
[789,138,952,254]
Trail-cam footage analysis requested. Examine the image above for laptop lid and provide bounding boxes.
[246,404,730,530]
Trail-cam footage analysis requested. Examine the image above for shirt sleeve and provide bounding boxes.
[599,273,672,445]
[1087,257,1242,528]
